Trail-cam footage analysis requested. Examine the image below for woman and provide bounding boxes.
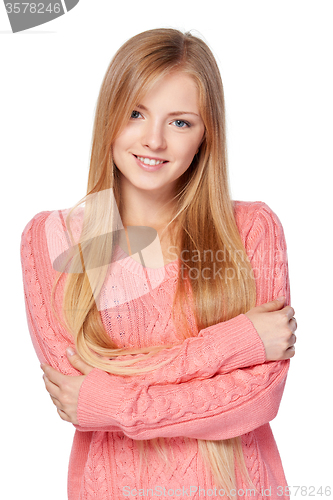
[21,28,296,499]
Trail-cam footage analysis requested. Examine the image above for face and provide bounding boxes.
[112,71,205,201]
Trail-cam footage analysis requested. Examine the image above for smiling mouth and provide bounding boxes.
[135,155,168,166]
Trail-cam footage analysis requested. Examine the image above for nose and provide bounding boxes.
[141,120,167,151]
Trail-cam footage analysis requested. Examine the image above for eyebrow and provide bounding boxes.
[136,104,199,117]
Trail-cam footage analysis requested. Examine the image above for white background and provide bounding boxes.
[1,1,332,498]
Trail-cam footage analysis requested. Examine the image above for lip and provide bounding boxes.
[134,154,167,161]
[133,154,168,172]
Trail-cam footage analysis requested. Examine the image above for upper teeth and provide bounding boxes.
[137,156,165,166]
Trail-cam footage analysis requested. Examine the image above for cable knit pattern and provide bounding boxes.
[21,201,290,499]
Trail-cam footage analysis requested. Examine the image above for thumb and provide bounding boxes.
[259,296,285,312]
[66,347,94,376]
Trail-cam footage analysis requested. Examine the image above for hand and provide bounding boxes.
[40,348,95,424]
[245,296,297,361]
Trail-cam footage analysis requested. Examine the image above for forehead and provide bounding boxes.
[138,71,200,112]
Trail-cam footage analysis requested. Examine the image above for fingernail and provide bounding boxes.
[67,347,75,356]
[277,296,285,302]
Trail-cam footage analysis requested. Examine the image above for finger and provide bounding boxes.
[49,393,62,408]
[57,408,71,422]
[49,393,71,422]
[280,305,295,321]
[43,374,64,406]
[259,297,285,312]
[41,364,65,388]
[288,333,297,347]
[66,348,94,376]
[285,345,296,359]
[289,316,297,332]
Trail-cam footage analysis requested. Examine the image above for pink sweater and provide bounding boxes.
[21,200,291,500]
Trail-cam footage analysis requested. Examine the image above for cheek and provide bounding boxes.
[112,136,128,164]
[178,136,202,165]
[112,126,135,153]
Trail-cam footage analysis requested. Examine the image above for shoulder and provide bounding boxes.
[21,207,84,245]
[21,209,66,251]
[233,199,282,225]
[20,211,54,260]
[20,208,82,273]
[233,200,287,255]
[233,200,285,234]
[21,210,54,237]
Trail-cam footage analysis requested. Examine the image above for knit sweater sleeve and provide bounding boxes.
[20,212,93,373]
[75,202,291,439]
[20,206,265,413]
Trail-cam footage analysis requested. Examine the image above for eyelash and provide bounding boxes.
[130,110,191,128]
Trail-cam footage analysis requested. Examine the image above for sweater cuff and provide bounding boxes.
[205,314,266,372]
[77,368,125,428]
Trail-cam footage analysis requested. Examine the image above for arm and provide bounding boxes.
[74,202,291,437]
[76,358,288,440]
[237,201,291,308]
[21,211,78,374]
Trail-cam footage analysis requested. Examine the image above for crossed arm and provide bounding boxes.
[22,202,295,439]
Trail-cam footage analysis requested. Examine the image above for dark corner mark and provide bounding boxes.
[3,0,80,33]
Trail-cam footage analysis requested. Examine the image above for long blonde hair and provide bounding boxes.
[52,28,257,496]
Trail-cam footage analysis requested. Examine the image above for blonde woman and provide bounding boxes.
[21,28,297,500]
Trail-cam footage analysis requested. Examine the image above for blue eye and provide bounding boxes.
[131,110,142,119]
[173,119,190,128]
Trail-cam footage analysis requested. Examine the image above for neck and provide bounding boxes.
[119,182,177,231]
